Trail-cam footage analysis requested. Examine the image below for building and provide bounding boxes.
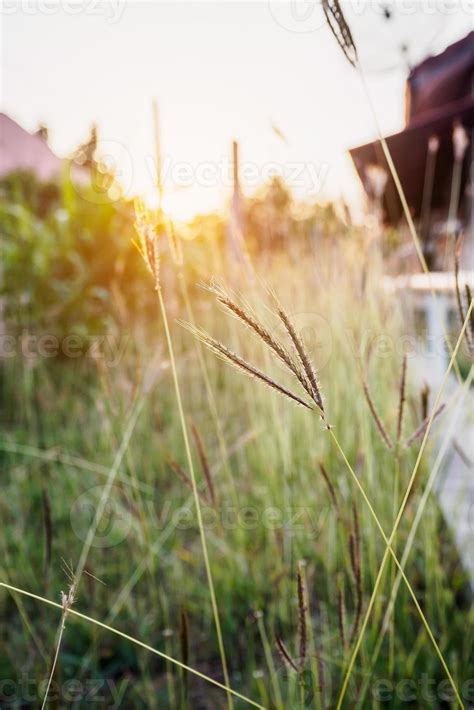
[350,32,473,270]
[0,113,65,181]
[0,112,87,184]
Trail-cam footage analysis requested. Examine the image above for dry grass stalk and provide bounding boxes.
[396,355,407,446]
[296,564,308,669]
[178,605,190,704]
[420,382,430,421]
[134,199,160,290]
[337,577,347,651]
[452,439,473,469]
[349,504,362,644]
[319,462,340,520]
[84,564,96,605]
[179,606,190,667]
[275,635,299,673]
[322,0,358,68]
[275,563,310,675]
[454,244,467,327]
[403,404,446,449]
[139,217,232,704]
[352,503,360,564]
[191,423,217,507]
[454,238,474,356]
[167,219,183,266]
[42,488,52,580]
[41,570,76,709]
[60,583,76,613]
[361,377,393,449]
[465,284,474,351]
[166,454,193,489]
[166,454,210,505]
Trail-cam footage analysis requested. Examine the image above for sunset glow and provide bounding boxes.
[2,3,471,218]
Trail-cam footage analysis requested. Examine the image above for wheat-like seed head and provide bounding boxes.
[134,198,161,290]
[179,606,190,668]
[60,583,76,612]
[337,576,347,650]
[403,404,446,449]
[361,377,393,449]
[182,322,313,410]
[208,283,312,391]
[191,423,217,507]
[322,0,358,68]
[396,355,408,446]
[271,296,324,413]
[167,219,183,267]
[166,454,211,505]
[420,382,430,421]
[319,462,340,519]
[296,563,308,670]
[275,635,298,673]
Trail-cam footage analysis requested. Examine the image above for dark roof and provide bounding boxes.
[349,32,474,226]
[407,31,474,122]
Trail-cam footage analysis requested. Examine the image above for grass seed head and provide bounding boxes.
[322,0,358,67]
[296,563,308,670]
[134,198,161,289]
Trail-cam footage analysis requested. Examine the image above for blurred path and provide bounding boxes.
[435,384,474,587]
[386,272,474,587]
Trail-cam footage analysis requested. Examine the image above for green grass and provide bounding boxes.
[0,238,472,708]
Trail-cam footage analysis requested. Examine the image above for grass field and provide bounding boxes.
[1,222,472,708]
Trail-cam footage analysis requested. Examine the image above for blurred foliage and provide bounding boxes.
[244,176,353,252]
[0,168,472,708]
[0,170,154,339]
[0,171,358,343]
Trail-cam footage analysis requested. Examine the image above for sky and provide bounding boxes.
[0,1,472,220]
